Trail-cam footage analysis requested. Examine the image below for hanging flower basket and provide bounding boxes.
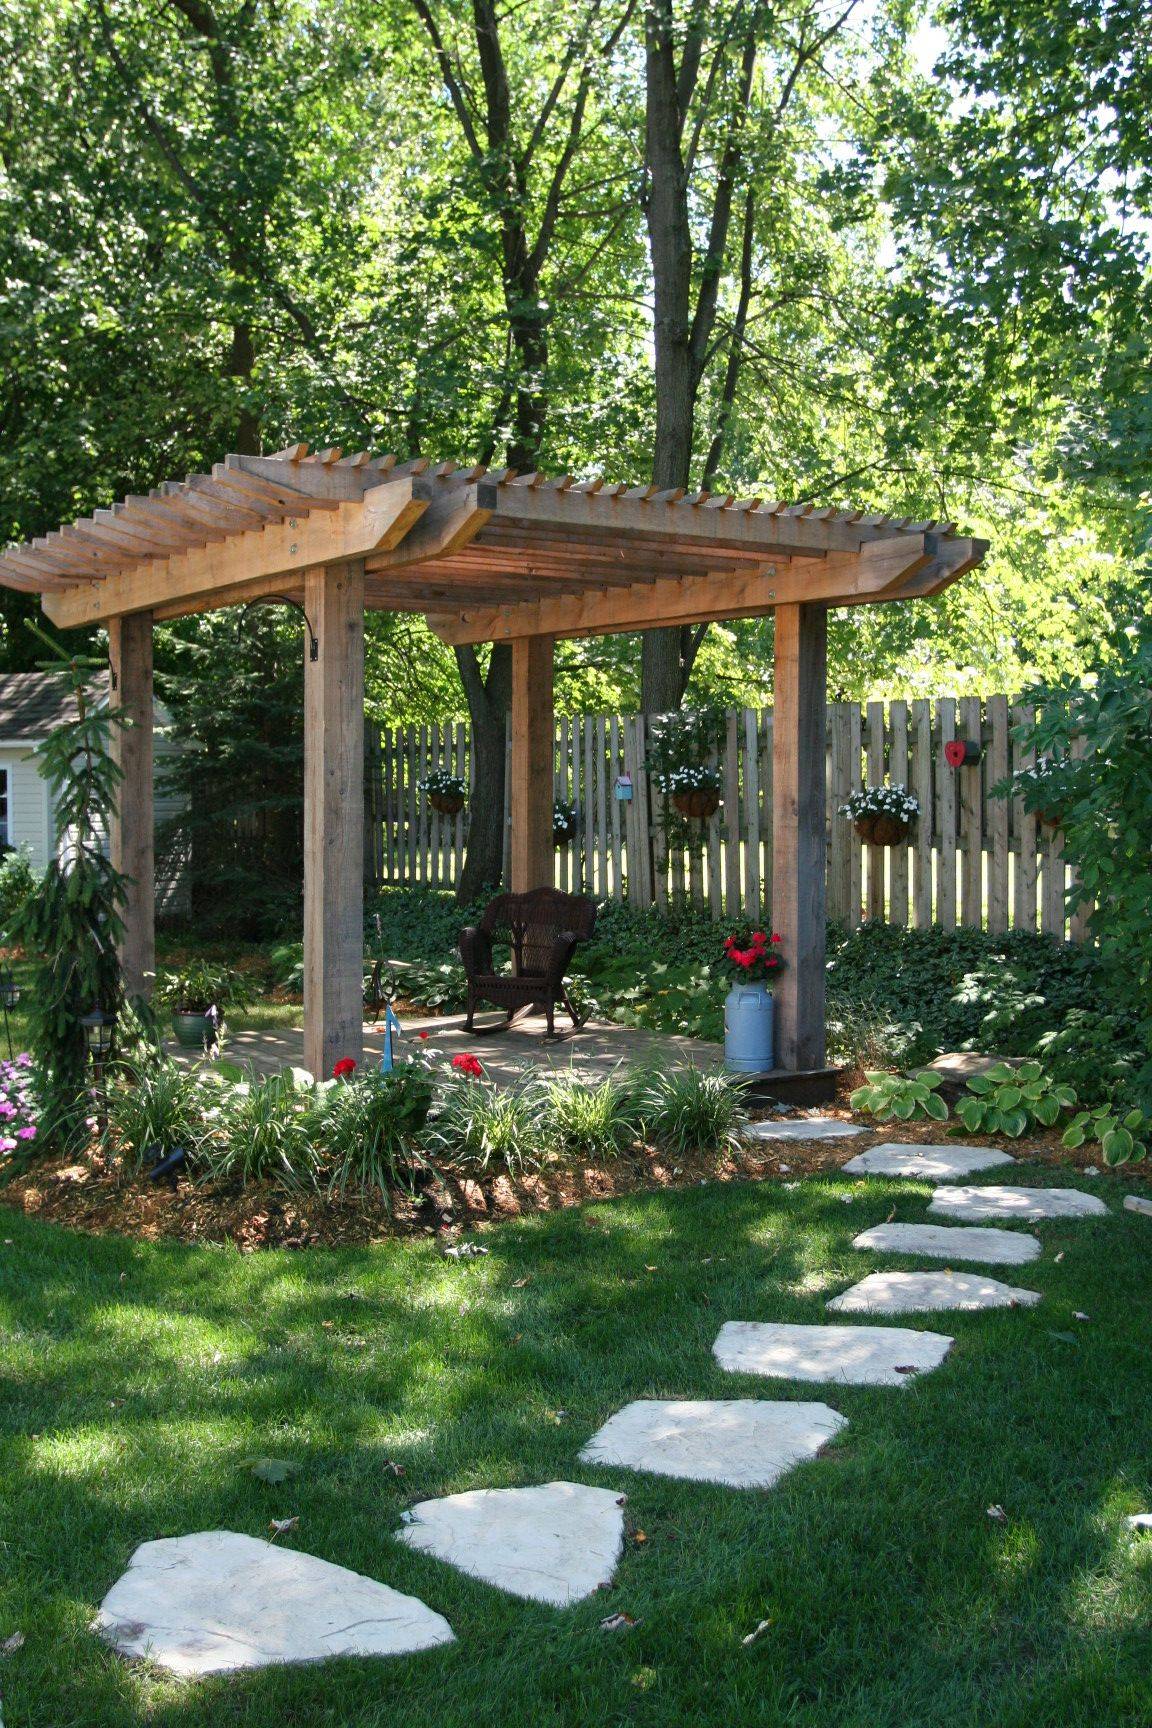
[654,763,723,820]
[672,787,721,820]
[840,784,919,846]
[553,800,578,845]
[854,812,909,845]
[420,768,467,817]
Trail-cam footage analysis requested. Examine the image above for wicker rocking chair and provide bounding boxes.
[459,887,596,1038]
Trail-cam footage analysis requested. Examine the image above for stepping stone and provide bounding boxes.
[396,1482,624,1606]
[928,1185,1108,1222]
[745,1116,866,1142]
[842,1143,1014,1180]
[713,1319,952,1387]
[579,1398,846,1489]
[852,1221,1041,1266]
[1124,1195,1152,1218]
[827,1270,1041,1314]
[919,1053,1025,1085]
[94,1531,454,1677]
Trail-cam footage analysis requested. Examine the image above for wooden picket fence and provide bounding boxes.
[364,695,1088,941]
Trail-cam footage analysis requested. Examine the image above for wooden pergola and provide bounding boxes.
[0,444,987,1080]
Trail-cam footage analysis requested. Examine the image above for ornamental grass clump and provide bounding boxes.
[104,1059,221,1171]
[535,1072,636,1161]
[626,1065,748,1156]
[424,1058,542,1174]
[200,1069,319,1188]
[310,1062,435,1198]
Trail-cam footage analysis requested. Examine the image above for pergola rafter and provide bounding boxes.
[0,442,988,1081]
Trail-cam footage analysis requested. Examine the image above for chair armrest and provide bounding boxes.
[459,925,493,978]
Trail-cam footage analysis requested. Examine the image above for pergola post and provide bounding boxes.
[772,602,828,1070]
[509,635,555,892]
[303,559,365,1080]
[108,611,155,1004]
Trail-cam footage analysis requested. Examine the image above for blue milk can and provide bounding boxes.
[724,983,775,1073]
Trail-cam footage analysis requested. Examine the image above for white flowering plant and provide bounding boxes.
[839,784,920,823]
[419,768,467,799]
[553,800,578,839]
[651,763,723,795]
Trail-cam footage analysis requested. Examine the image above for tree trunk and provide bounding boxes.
[455,642,512,902]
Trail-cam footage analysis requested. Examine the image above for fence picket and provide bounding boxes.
[363,696,1084,941]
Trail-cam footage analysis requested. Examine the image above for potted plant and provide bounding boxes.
[721,928,785,1072]
[839,784,919,844]
[660,764,723,820]
[1013,758,1073,829]
[420,767,468,817]
[553,799,578,845]
[155,962,254,1049]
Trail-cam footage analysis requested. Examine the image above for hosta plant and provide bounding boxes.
[955,1060,1075,1138]
[1062,1104,1150,1167]
[850,1070,949,1123]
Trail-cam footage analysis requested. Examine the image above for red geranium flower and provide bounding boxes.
[333,1058,357,1079]
[418,1031,430,1040]
[452,1052,484,1079]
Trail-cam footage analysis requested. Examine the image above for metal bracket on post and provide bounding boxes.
[240,594,319,661]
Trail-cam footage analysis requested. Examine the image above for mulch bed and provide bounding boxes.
[0,1091,1142,1253]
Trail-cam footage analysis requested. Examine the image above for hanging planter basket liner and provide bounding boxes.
[854,813,910,845]
[428,791,465,816]
[672,787,721,820]
[553,819,578,845]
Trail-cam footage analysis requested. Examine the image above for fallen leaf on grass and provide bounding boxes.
[1073,1311,1091,1322]
[986,1505,1009,1524]
[630,1530,647,1545]
[244,1457,299,1485]
[269,1516,299,1539]
[894,1365,920,1375]
[741,1619,772,1646]
[600,1612,639,1632]
[382,1459,406,1478]
[444,1242,489,1259]
[512,1277,532,1289]
[0,1633,24,1657]
[1048,1331,1080,1345]
[1054,1251,1065,1263]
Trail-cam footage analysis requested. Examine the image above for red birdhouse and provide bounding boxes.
[944,738,981,768]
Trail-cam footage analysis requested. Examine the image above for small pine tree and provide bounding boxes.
[9,628,128,1145]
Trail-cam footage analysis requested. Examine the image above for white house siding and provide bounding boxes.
[0,748,52,870]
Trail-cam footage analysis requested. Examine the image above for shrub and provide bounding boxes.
[401,960,469,1013]
[1008,616,1152,1103]
[0,846,38,938]
[424,1071,542,1174]
[850,1070,949,1123]
[200,1070,318,1187]
[826,1001,921,1071]
[155,963,255,1015]
[954,1060,1075,1138]
[310,1064,434,1197]
[626,1065,747,1156]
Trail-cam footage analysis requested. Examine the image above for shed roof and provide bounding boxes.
[0,671,110,741]
[0,444,988,642]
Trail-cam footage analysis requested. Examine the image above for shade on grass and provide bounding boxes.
[0,1168,1150,1728]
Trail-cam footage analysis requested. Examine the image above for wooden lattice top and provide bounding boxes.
[0,443,988,641]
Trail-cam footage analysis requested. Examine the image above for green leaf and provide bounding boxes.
[1102,1127,1134,1166]
[997,1085,1024,1109]
[243,1457,300,1485]
[957,1099,984,1131]
[1061,1123,1087,1149]
[1033,1096,1060,1127]
[966,1074,994,1096]
[922,1092,949,1122]
[893,1096,916,1120]
[1000,1108,1029,1138]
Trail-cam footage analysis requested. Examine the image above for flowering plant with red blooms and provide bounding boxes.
[332,1057,357,1080]
[721,928,785,986]
[451,1052,484,1080]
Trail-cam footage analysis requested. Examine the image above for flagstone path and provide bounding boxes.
[842,1143,1014,1179]
[94,1143,1130,1676]
[852,1221,1042,1265]
[827,1269,1042,1314]
[713,1319,953,1386]
[744,1116,867,1142]
[396,1482,625,1606]
[928,1184,1108,1221]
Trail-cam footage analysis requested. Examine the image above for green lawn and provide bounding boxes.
[1,1165,1150,1728]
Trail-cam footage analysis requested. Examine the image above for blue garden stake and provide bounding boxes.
[380,1001,403,1072]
